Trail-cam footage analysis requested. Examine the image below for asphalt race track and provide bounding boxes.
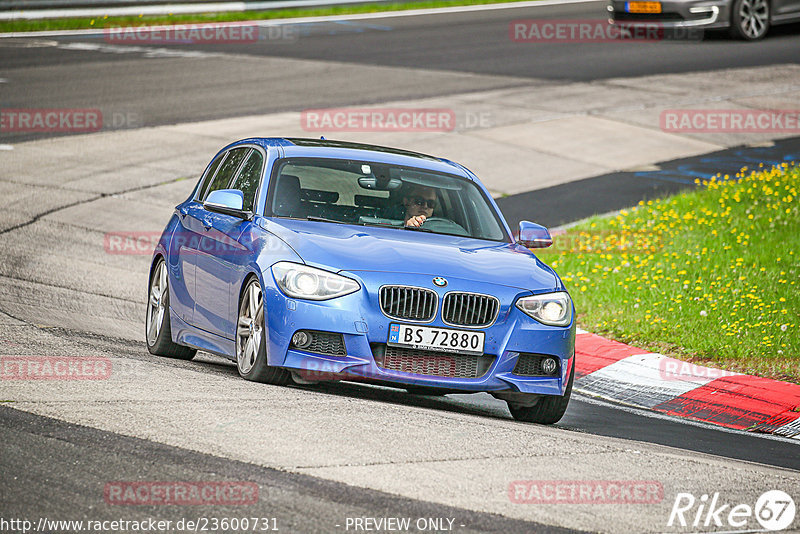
[497,135,800,228]
[1,2,799,532]
[2,0,800,141]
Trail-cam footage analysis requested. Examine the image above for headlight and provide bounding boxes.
[271,262,360,300]
[516,292,573,326]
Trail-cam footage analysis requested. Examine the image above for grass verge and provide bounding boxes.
[0,0,533,33]
[542,163,799,384]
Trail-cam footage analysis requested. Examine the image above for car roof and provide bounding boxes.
[226,137,473,179]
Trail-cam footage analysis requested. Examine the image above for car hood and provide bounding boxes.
[260,218,559,292]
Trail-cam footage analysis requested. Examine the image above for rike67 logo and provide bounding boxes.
[668,490,796,531]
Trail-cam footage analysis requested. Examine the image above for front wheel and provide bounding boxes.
[236,278,291,385]
[507,359,574,424]
[729,0,770,40]
[146,259,196,360]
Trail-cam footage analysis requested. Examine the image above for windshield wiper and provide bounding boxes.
[304,216,432,232]
[305,216,346,224]
[357,221,398,228]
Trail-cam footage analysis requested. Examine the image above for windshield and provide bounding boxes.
[266,157,509,242]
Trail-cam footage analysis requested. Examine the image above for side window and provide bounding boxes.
[201,147,248,202]
[197,153,226,201]
[230,149,263,212]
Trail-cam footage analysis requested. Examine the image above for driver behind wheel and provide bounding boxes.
[402,185,437,227]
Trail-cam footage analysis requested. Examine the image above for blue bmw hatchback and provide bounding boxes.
[147,138,576,424]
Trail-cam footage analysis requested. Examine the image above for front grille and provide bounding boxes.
[442,292,499,327]
[380,286,437,322]
[372,344,494,379]
[292,331,346,356]
[513,353,560,377]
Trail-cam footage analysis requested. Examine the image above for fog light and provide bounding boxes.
[542,358,558,375]
[291,330,313,349]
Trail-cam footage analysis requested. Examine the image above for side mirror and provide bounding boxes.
[518,221,552,249]
[204,189,250,219]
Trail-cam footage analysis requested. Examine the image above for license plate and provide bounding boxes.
[388,324,485,356]
[626,1,661,12]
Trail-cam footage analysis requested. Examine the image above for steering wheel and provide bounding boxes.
[421,217,468,236]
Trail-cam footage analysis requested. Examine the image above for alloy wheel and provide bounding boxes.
[739,0,769,39]
[146,261,167,346]
[237,281,264,375]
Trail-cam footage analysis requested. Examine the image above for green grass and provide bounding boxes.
[0,0,532,33]
[540,163,800,383]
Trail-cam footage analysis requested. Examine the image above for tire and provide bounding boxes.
[236,278,291,385]
[507,358,574,424]
[729,0,770,40]
[146,258,196,360]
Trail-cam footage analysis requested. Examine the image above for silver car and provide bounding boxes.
[608,0,800,39]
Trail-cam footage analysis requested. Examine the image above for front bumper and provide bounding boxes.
[608,0,729,29]
[262,270,575,396]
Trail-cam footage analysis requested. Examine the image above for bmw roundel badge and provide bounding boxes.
[433,277,448,287]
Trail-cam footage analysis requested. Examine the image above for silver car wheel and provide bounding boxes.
[739,0,769,39]
[146,261,167,346]
[237,281,264,375]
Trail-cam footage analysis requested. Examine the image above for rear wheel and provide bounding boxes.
[146,259,196,360]
[236,278,291,385]
[507,359,574,424]
[729,0,770,40]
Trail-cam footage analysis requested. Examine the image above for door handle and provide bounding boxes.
[202,218,213,231]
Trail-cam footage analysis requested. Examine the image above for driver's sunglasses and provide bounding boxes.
[411,197,436,209]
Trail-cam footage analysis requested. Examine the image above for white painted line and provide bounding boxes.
[575,353,723,409]
[773,418,800,440]
[575,327,590,335]
[0,0,603,36]
[0,78,8,83]
[1,0,379,20]
[57,41,222,58]
[0,145,14,151]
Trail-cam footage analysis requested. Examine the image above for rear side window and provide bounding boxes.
[201,147,248,201]
[230,149,263,212]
